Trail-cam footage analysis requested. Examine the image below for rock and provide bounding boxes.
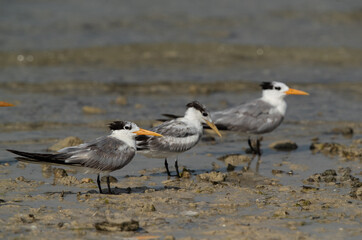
[350,187,362,200]
[198,171,226,183]
[272,169,285,175]
[82,106,104,114]
[331,127,353,135]
[81,178,93,183]
[115,96,127,105]
[101,176,118,183]
[226,164,235,171]
[181,169,191,178]
[321,169,337,176]
[218,154,251,166]
[53,168,68,178]
[48,136,83,152]
[269,140,298,151]
[95,220,139,232]
[57,176,79,186]
[142,204,156,212]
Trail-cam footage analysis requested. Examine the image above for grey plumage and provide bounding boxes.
[212,99,284,134]
[136,120,202,156]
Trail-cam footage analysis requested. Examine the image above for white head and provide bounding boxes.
[109,121,162,142]
[184,101,222,137]
[261,81,309,102]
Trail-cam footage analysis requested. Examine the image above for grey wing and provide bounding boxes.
[63,136,136,172]
[212,99,284,134]
[136,120,201,152]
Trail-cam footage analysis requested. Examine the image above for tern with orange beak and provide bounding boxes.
[136,101,222,177]
[8,121,162,194]
[211,81,309,156]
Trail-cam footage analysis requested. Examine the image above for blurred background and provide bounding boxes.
[0,0,361,174]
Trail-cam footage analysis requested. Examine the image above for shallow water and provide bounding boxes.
[0,1,361,239]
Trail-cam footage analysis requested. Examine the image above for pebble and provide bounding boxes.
[218,154,250,166]
[95,220,139,232]
[101,176,118,183]
[198,171,226,183]
[48,136,83,152]
[115,96,127,105]
[269,140,298,151]
[331,127,353,135]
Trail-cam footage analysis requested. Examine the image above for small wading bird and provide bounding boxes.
[0,101,14,107]
[136,101,222,177]
[7,121,162,194]
[211,81,309,167]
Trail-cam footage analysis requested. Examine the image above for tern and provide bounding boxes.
[7,121,162,194]
[136,101,222,177]
[0,101,14,107]
[211,81,309,156]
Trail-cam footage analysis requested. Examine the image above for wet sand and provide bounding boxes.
[1,0,362,239]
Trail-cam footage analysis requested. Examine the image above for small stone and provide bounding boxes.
[16,176,26,182]
[101,176,118,183]
[321,169,337,176]
[142,204,156,212]
[115,96,127,105]
[16,162,27,169]
[269,140,298,151]
[53,168,68,178]
[82,106,104,114]
[331,127,353,135]
[226,164,235,171]
[57,176,79,186]
[218,154,251,166]
[198,171,226,183]
[81,178,93,183]
[181,169,191,178]
[272,169,285,175]
[95,220,139,232]
[48,136,83,152]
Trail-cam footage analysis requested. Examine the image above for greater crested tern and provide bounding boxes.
[211,81,309,156]
[136,101,222,177]
[7,121,162,194]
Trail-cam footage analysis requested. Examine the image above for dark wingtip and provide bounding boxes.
[260,82,273,90]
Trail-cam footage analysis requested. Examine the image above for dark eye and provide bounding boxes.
[275,87,281,90]
[124,125,131,130]
[202,112,208,117]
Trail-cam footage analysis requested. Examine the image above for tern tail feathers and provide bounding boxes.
[7,149,69,164]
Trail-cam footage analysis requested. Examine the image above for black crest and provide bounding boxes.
[186,101,206,112]
[108,121,127,130]
[260,82,273,90]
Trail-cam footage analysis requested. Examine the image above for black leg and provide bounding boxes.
[256,137,263,156]
[175,160,180,178]
[255,154,261,173]
[248,137,256,154]
[97,174,103,194]
[106,176,112,194]
[164,158,171,176]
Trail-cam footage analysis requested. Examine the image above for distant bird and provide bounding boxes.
[7,121,162,194]
[136,101,222,177]
[0,101,14,107]
[211,81,309,156]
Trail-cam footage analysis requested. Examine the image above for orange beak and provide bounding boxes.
[284,88,309,95]
[0,101,14,107]
[134,128,163,137]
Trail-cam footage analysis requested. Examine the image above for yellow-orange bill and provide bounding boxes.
[285,88,309,95]
[205,120,222,138]
[135,128,163,137]
[0,101,14,107]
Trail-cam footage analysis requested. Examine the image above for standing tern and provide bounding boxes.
[136,101,222,177]
[211,81,309,156]
[7,121,162,194]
